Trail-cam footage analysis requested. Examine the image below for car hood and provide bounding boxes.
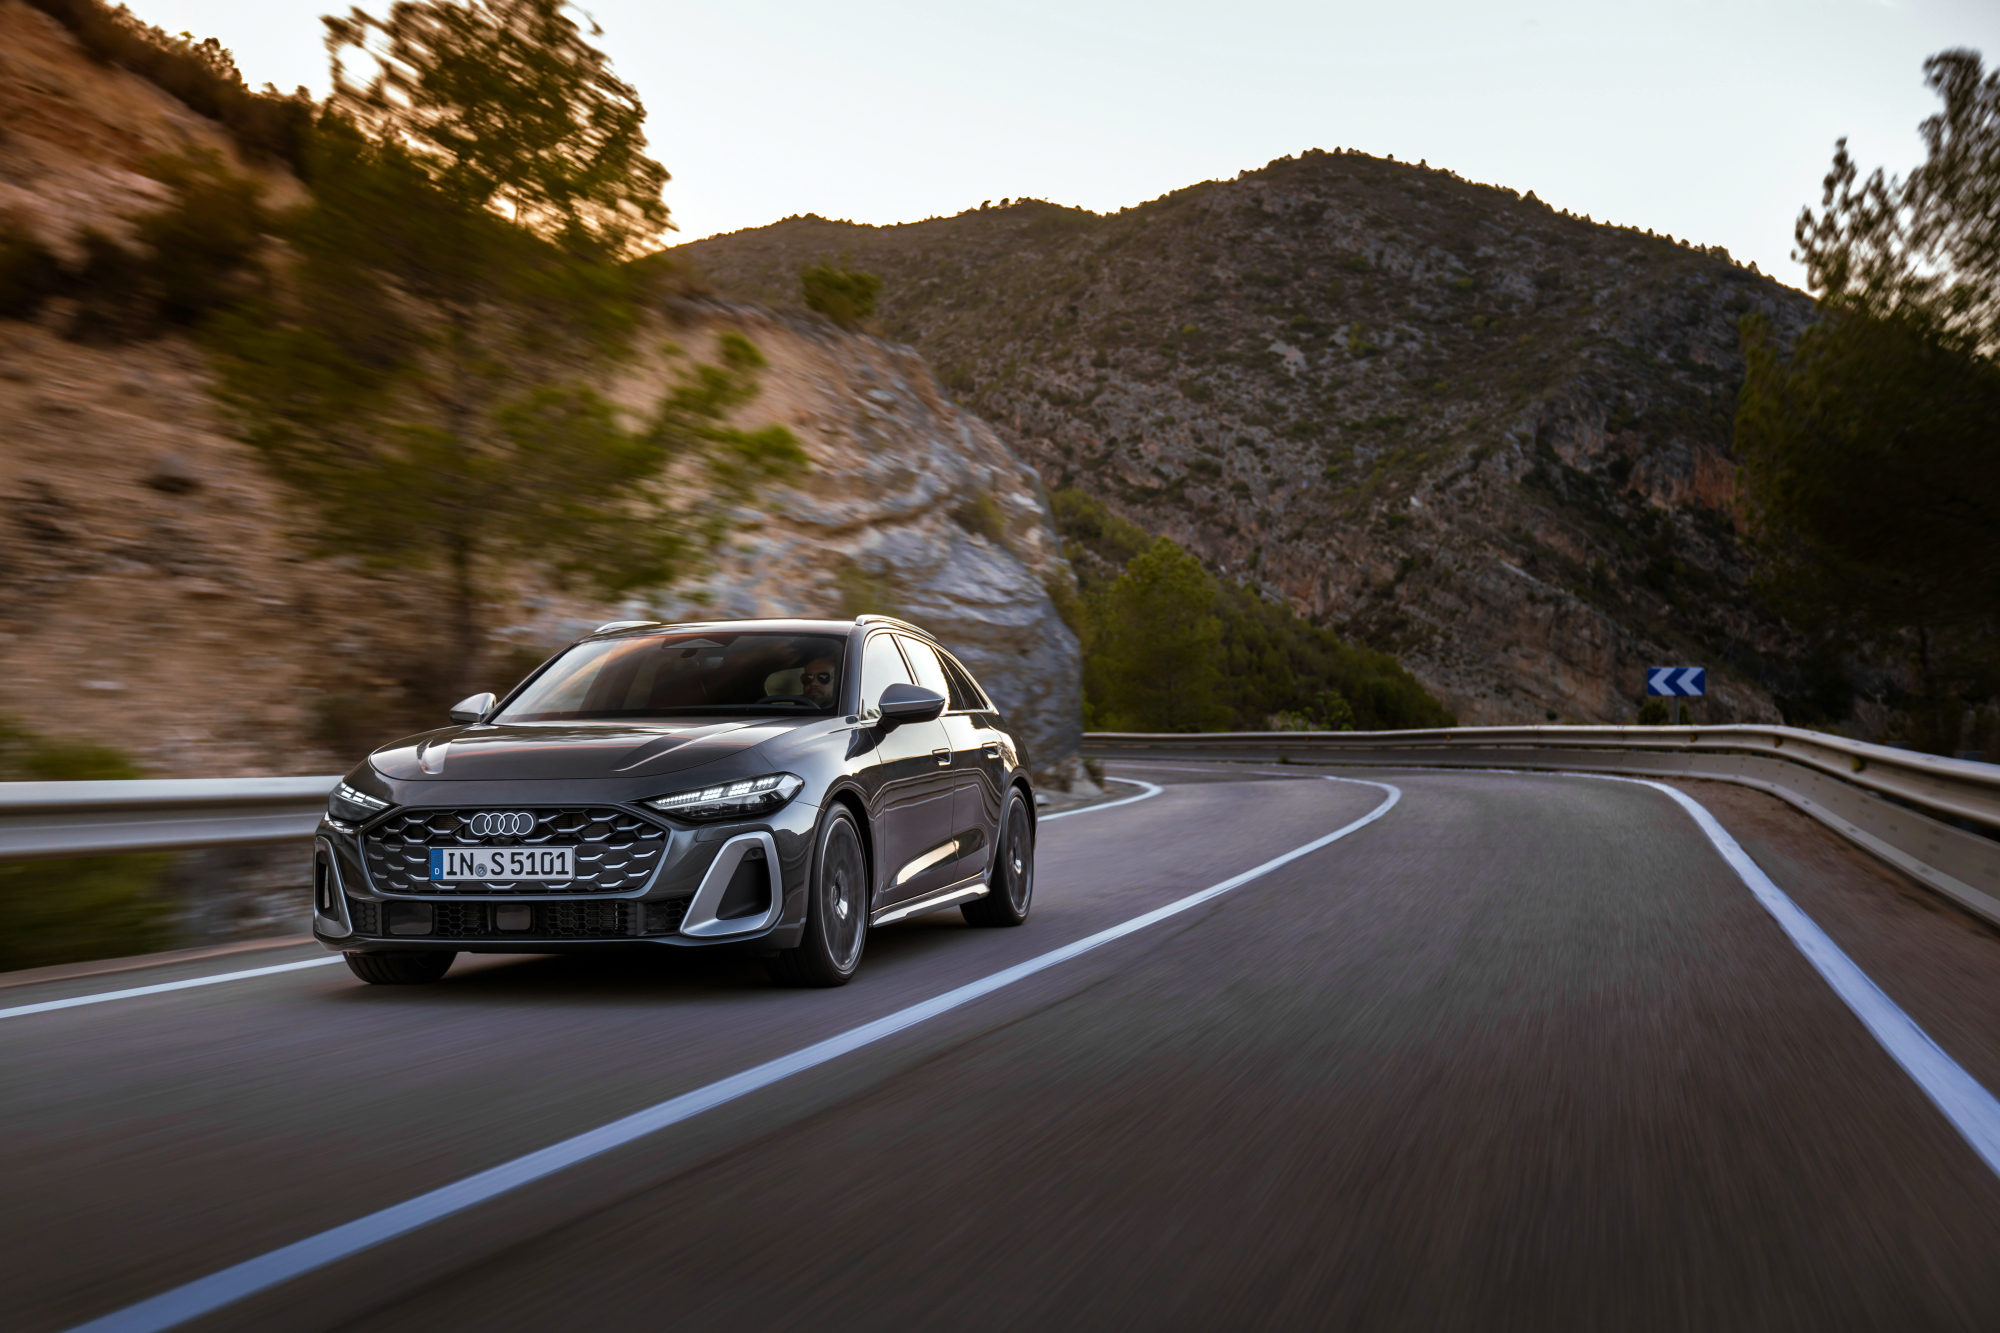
[369,719,801,782]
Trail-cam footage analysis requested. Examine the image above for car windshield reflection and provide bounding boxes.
[495,632,847,722]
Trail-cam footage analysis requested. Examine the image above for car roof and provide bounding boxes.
[581,616,941,645]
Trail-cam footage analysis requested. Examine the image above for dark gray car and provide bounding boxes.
[312,616,1037,987]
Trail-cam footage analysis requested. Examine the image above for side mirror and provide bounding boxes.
[876,682,945,726]
[449,691,496,724]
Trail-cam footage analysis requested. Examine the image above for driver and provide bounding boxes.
[799,653,839,707]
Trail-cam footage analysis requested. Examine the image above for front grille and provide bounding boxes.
[361,807,668,896]
[431,903,490,937]
[541,902,629,937]
[643,899,689,935]
[343,897,690,938]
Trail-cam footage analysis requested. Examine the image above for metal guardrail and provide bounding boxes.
[4,724,1997,930]
[0,776,339,860]
[1084,725,2000,929]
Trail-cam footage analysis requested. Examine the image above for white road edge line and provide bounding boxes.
[63,776,1398,1333]
[7,782,1166,1026]
[0,957,345,1021]
[1125,758,2000,1179]
[1627,775,2000,1178]
[1038,775,1163,819]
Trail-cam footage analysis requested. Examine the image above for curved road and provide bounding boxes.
[5,765,2000,1331]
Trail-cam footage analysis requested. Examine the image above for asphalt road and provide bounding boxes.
[5,765,2000,1332]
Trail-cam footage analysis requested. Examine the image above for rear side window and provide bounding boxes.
[895,635,954,702]
[939,654,987,713]
[858,634,913,717]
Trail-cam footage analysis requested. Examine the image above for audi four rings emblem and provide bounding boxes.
[467,811,536,838]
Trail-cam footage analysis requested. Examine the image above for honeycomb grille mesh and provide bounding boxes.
[361,807,668,896]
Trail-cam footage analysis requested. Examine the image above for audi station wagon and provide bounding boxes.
[312,617,1037,987]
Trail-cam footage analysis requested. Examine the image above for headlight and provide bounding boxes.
[646,773,804,822]
[328,781,391,824]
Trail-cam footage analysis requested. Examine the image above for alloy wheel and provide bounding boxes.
[820,817,867,970]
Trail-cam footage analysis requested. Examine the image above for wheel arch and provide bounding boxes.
[821,783,876,888]
[1009,775,1038,832]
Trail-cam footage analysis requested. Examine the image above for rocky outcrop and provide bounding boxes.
[540,303,1085,787]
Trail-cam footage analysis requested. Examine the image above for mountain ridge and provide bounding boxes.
[680,149,1825,727]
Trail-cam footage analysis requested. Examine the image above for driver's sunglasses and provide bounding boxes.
[802,671,834,685]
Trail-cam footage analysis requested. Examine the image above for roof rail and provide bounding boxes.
[591,620,660,634]
[853,614,932,638]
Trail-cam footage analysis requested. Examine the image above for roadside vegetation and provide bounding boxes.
[0,719,171,972]
[1737,50,2000,754]
[1053,490,1454,732]
[9,1,806,705]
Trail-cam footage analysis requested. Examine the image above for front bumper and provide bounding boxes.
[312,797,818,954]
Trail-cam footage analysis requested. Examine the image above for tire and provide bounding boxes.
[962,788,1034,927]
[344,951,455,985]
[769,805,869,987]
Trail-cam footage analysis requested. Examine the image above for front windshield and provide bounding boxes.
[495,632,847,722]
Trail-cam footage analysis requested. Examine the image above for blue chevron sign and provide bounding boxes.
[1648,667,1706,697]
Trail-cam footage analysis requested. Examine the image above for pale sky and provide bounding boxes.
[130,0,2000,291]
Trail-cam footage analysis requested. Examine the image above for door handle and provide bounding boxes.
[982,742,1002,760]
[933,748,952,767]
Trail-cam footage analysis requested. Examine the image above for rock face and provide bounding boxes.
[0,5,1083,789]
[595,304,1085,786]
[681,152,1824,726]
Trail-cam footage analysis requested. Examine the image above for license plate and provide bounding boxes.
[429,846,575,882]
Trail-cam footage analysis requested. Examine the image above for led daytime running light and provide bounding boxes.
[647,773,803,821]
[328,781,390,824]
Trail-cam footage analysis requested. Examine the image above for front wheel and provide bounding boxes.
[963,788,1034,927]
[769,805,869,987]
[344,951,455,985]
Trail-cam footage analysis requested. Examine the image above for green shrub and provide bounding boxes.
[952,488,1010,548]
[0,719,172,972]
[1637,698,1671,725]
[1043,574,1087,642]
[801,260,883,327]
[0,216,63,319]
[64,230,153,343]
[54,153,270,342]
[834,563,901,618]
[136,152,269,326]
[1050,488,1456,731]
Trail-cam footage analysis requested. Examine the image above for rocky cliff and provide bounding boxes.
[681,152,1824,726]
[0,0,1083,793]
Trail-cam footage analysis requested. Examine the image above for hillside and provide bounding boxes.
[681,151,1823,726]
[0,1,1093,954]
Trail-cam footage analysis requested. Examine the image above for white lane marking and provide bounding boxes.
[7,782,1163,1024]
[1129,758,2000,1179]
[64,777,1400,1333]
[0,957,345,1021]
[1039,776,1163,820]
[1628,776,2000,1178]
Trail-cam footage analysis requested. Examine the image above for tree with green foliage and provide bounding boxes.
[211,3,802,697]
[324,0,671,255]
[1089,538,1228,731]
[1051,488,1454,732]
[1738,49,2000,744]
[801,259,883,328]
